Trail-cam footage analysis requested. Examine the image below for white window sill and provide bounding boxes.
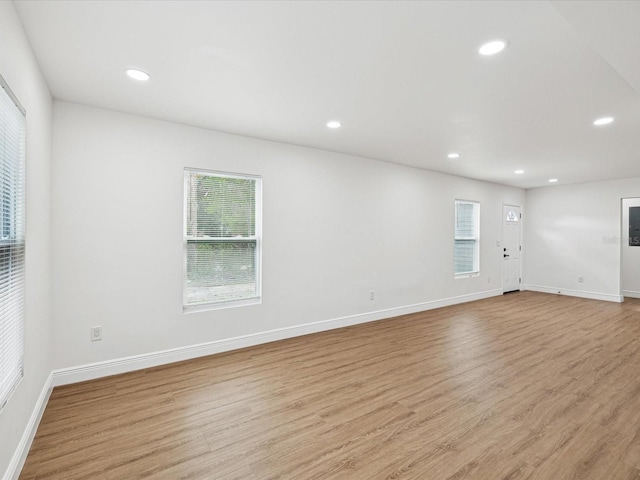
[455,272,480,279]
[183,297,262,314]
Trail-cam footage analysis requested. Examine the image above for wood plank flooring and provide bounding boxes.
[19,292,640,479]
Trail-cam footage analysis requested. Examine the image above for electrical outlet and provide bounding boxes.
[370,291,375,301]
[91,326,102,342]
[487,275,491,283]
[578,276,584,283]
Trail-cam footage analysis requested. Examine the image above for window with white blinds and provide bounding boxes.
[454,200,479,276]
[184,169,261,310]
[0,74,26,411]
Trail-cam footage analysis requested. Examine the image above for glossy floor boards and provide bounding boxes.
[19,292,640,479]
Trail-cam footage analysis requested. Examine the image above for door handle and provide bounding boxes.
[504,254,509,258]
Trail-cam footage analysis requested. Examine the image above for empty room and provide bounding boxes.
[2,1,640,478]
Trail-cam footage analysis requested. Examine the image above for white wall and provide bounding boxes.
[622,197,640,298]
[0,2,53,479]
[51,101,524,372]
[524,177,640,302]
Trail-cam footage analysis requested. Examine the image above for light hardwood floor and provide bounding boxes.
[19,292,640,479]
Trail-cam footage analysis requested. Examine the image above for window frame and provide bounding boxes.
[454,199,480,278]
[183,168,262,312]
[0,73,26,412]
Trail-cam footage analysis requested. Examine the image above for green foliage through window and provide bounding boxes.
[184,170,261,308]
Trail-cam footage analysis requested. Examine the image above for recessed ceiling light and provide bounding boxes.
[548,178,558,183]
[514,169,525,174]
[126,69,151,81]
[593,116,614,126]
[447,153,460,159]
[479,40,507,56]
[326,121,342,129]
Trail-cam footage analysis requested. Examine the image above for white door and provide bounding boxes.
[502,205,521,293]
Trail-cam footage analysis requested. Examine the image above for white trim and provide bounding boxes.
[52,289,502,386]
[623,290,640,299]
[3,373,53,480]
[0,73,26,116]
[522,284,623,303]
[184,297,261,313]
[455,273,480,279]
[184,167,262,181]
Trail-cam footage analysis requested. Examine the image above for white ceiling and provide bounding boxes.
[12,0,640,189]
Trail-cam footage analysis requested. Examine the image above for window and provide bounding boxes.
[183,169,261,310]
[454,200,479,276]
[0,74,26,411]
[506,209,519,223]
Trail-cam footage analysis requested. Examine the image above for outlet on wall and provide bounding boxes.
[578,276,584,283]
[91,326,102,342]
[370,291,375,301]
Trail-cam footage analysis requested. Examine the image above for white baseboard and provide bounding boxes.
[52,288,502,386]
[623,290,640,299]
[522,284,623,303]
[3,372,53,480]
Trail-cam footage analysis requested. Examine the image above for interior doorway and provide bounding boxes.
[502,204,521,293]
[622,198,640,299]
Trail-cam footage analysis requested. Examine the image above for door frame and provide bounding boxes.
[620,197,640,301]
[502,203,523,293]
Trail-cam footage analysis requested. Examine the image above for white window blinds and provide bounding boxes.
[0,75,26,411]
[454,200,479,276]
[184,170,261,309]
